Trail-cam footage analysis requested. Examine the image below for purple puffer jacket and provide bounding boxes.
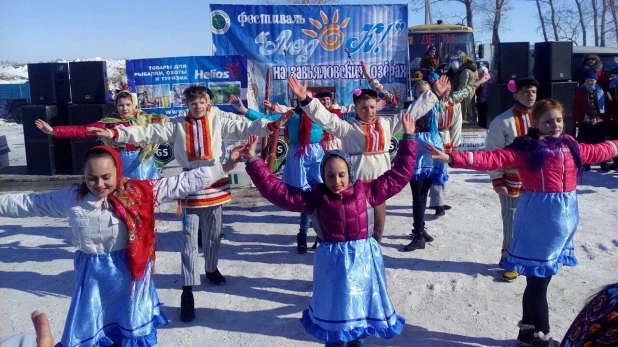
[245,138,418,242]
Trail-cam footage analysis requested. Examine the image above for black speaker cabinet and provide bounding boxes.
[68,103,115,125]
[496,42,530,83]
[71,139,102,174]
[27,63,71,105]
[486,83,515,127]
[69,61,108,104]
[21,105,72,175]
[534,42,573,82]
[537,81,578,135]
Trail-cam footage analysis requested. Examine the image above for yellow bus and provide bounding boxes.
[408,24,476,79]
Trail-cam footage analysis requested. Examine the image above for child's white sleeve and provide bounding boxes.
[153,165,227,204]
[391,90,438,133]
[115,121,175,145]
[301,98,352,138]
[219,117,274,141]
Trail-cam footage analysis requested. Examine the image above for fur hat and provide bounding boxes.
[352,88,378,104]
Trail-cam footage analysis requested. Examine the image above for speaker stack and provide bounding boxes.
[534,42,577,135]
[482,43,531,129]
[25,61,111,175]
[68,61,110,174]
[24,63,73,175]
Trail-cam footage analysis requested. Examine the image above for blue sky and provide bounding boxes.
[0,0,543,63]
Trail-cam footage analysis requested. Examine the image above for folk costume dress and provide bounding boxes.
[0,146,228,347]
[449,131,618,276]
[52,110,168,179]
[245,137,419,343]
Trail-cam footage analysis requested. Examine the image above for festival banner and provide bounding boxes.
[210,5,408,112]
[125,55,248,116]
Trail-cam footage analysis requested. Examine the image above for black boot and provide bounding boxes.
[600,162,611,172]
[516,322,535,346]
[435,206,446,217]
[403,232,426,251]
[423,230,434,242]
[312,236,322,249]
[180,287,195,322]
[206,269,226,286]
[297,232,308,254]
[348,338,364,347]
[610,160,618,171]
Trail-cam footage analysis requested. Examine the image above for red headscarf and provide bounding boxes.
[78,146,156,280]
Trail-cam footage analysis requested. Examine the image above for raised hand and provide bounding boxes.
[425,143,451,163]
[223,144,245,172]
[401,113,416,135]
[287,75,308,101]
[87,127,112,138]
[434,75,450,97]
[229,95,248,115]
[35,119,53,135]
[360,61,373,80]
[244,134,259,158]
[377,99,387,112]
[275,109,295,129]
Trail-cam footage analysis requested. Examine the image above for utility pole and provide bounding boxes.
[425,0,433,24]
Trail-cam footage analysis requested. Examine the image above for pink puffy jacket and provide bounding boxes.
[245,139,418,242]
[451,136,618,193]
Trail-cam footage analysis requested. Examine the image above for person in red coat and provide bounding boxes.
[574,53,610,90]
[572,69,608,171]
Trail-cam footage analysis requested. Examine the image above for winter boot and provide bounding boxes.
[516,322,535,346]
[435,206,446,217]
[297,232,308,254]
[403,232,426,252]
[180,288,195,322]
[347,338,365,347]
[423,230,434,242]
[502,270,519,282]
[206,269,226,286]
[312,236,322,249]
[529,332,560,347]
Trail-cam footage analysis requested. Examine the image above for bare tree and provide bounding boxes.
[600,0,607,46]
[535,0,549,41]
[548,0,560,40]
[574,0,587,46]
[592,0,600,45]
[610,0,618,46]
[478,0,509,45]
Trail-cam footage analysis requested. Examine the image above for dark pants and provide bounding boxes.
[299,213,311,234]
[522,276,553,334]
[325,339,364,347]
[410,178,433,232]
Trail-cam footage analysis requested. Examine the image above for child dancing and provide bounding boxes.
[242,111,418,346]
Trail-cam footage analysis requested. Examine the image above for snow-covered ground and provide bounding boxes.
[1,121,617,346]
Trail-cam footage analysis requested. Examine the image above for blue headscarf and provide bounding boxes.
[320,150,355,183]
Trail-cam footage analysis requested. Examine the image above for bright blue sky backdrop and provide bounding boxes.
[0,0,543,62]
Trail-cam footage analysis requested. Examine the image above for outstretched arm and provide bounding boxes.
[428,144,524,171]
[361,61,400,106]
[36,118,105,138]
[153,164,228,204]
[579,140,618,164]
[0,189,72,219]
[89,121,175,145]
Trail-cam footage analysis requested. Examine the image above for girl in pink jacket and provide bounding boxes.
[243,114,418,346]
[429,99,618,347]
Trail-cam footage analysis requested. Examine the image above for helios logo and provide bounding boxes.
[211,10,230,35]
[195,69,230,79]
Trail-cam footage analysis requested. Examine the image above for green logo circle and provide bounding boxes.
[211,10,230,34]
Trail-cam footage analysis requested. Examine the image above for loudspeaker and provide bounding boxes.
[27,63,71,105]
[496,42,530,83]
[486,83,514,128]
[69,61,108,104]
[67,104,114,173]
[68,103,115,125]
[21,105,72,175]
[534,42,573,82]
[71,139,102,174]
[537,81,578,135]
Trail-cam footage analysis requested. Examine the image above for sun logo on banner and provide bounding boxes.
[302,10,350,51]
